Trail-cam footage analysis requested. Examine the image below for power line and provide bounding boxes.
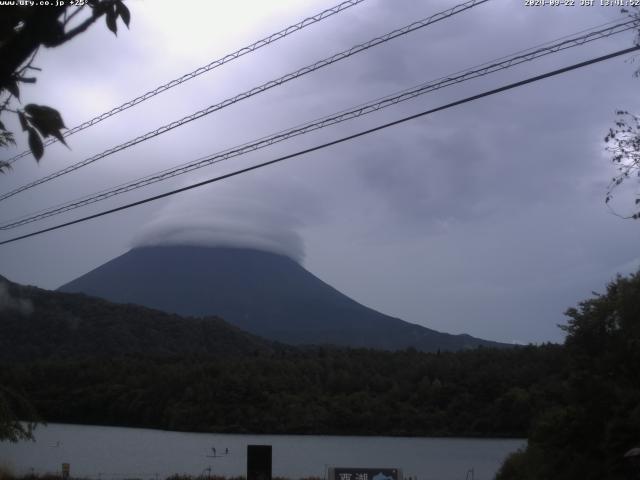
[0,0,490,203]
[1,18,636,230]
[1,45,637,247]
[4,0,367,165]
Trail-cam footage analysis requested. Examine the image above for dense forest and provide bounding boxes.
[1,272,639,479]
[0,345,564,437]
[0,276,276,360]
[1,274,558,438]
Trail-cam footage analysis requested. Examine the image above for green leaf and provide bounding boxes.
[50,128,67,146]
[106,7,118,35]
[27,127,44,161]
[116,0,130,28]
[24,104,67,145]
[24,104,65,128]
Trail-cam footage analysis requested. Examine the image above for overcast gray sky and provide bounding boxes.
[1,0,639,344]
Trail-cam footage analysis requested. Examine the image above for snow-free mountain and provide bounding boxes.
[59,245,506,351]
[0,274,275,361]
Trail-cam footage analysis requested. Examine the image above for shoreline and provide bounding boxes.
[23,422,528,442]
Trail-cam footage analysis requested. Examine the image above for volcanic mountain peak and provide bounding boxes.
[59,245,507,352]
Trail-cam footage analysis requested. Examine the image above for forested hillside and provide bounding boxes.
[0,275,275,360]
[0,273,563,438]
[3,270,639,479]
[0,345,564,437]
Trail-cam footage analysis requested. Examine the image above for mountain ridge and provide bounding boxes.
[58,245,507,352]
[0,274,276,361]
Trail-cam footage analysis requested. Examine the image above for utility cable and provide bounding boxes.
[1,44,637,246]
[0,0,490,203]
[4,0,367,165]
[1,18,636,230]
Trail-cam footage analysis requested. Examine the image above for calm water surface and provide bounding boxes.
[0,424,524,480]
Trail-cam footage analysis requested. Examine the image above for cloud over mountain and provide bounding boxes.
[131,180,316,264]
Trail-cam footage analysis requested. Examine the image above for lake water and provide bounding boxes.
[0,424,524,480]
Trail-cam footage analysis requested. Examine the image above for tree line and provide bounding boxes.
[0,344,564,438]
[2,271,639,479]
[496,270,640,480]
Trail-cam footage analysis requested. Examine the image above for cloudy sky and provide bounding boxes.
[1,0,639,344]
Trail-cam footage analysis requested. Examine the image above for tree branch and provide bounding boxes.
[63,5,85,28]
[47,3,111,47]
